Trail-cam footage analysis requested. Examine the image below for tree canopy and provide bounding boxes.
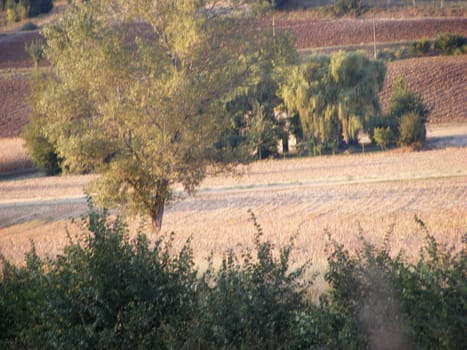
[280,51,386,154]
[31,0,257,232]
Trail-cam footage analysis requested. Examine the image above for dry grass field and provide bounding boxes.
[0,137,33,173]
[1,147,465,280]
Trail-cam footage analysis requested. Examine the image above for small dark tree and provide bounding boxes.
[398,112,426,149]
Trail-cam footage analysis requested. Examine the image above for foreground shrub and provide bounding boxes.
[322,221,466,350]
[1,207,465,349]
[192,212,311,349]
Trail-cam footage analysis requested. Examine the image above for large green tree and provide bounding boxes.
[31,0,254,233]
[280,51,386,154]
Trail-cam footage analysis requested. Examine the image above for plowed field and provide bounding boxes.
[0,76,30,137]
[381,55,467,123]
[267,17,467,49]
[0,31,41,69]
[0,17,466,139]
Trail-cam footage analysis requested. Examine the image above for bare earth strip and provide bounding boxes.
[0,146,466,270]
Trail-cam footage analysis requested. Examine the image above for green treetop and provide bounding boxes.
[31,0,256,233]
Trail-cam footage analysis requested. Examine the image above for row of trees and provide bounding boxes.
[1,206,465,349]
[25,0,428,233]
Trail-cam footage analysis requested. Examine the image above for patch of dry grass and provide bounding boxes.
[1,147,465,275]
[0,137,33,173]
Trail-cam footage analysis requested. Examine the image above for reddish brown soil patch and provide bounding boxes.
[380,55,467,123]
[0,31,44,69]
[0,76,30,137]
[268,17,467,49]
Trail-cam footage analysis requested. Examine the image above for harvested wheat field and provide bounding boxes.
[1,147,466,274]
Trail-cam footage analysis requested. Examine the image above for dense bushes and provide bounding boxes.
[379,34,467,61]
[371,76,428,149]
[435,33,467,55]
[1,206,465,349]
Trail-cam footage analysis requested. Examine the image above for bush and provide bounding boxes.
[334,0,365,16]
[398,112,426,149]
[409,39,431,57]
[1,206,465,349]
[435,33,467,55]
[193,212,311,348]
[322,222,466,350]
[23,116,62,175]
[373,126,395,149]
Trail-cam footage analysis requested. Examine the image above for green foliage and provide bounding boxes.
[333,0,365,16]
[0,207,465,349]
[434,33,467,55]
[1,0,52,20]
[389,76,428,120]
[322,223,467,350]
[398,112,426,149]
[33,0,256,232]
[219,29,298,160]
[371,76,429,149]
[373,126,395,149]
[24,73,63,175]
[23,114,62,175]
[280,51,385,154]
[409,39,431,56]
[24,37,44,66]
[193,211,311,348]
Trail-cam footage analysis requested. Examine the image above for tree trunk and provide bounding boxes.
[151,204,165,234]
[150,179,169,234]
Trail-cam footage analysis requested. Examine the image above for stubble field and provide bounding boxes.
[1,147,465,278]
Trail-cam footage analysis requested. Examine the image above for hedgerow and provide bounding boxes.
[1,204,465,349]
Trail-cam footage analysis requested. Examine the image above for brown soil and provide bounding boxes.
[0,16,465,139]
[380,55,467,123]
[268,17,467,50]
[0,31,43,69]
[0,75,30,137]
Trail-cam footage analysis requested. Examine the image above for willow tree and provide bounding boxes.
[280,51,386,153]
[31,0,253,233]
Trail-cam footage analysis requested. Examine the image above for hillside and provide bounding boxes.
[0,17,466,138]
[381,55,467,123]
[271,17,467,50]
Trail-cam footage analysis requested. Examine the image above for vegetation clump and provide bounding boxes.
[0,206,465,349]
[0,0,52,22]
[371,76,428,150]
[280,51,386,154]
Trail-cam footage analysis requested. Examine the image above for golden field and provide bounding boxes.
[1,146,465,281]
